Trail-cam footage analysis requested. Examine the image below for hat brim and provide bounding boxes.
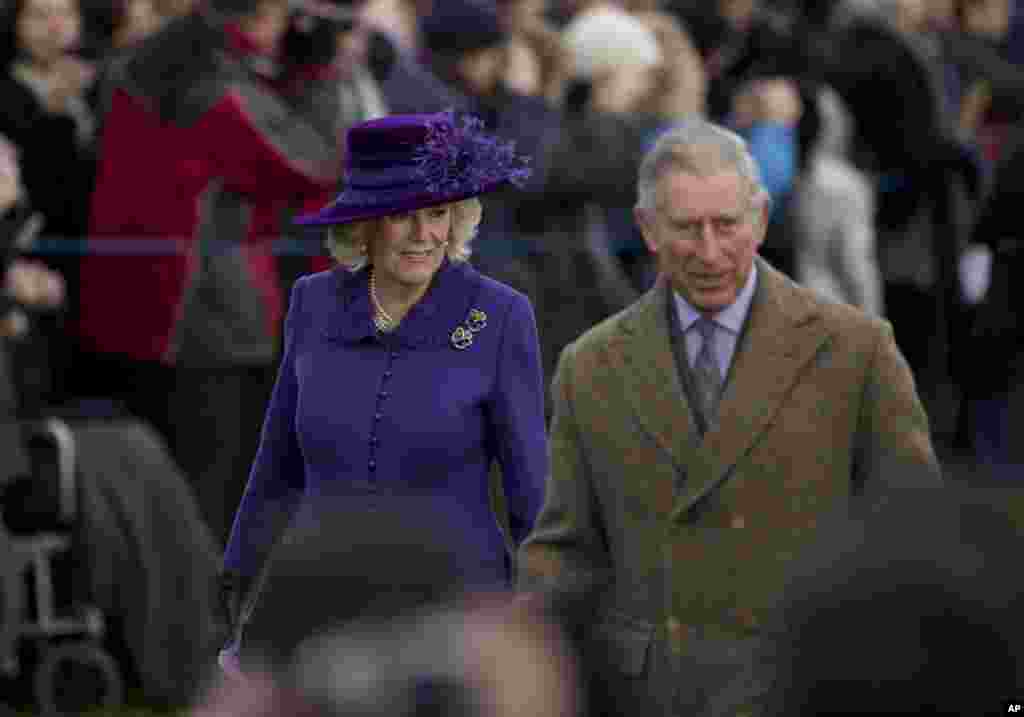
[293,178,511,227]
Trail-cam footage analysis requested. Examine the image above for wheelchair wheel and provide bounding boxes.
[33,641,124,716]
[0,529,23,678]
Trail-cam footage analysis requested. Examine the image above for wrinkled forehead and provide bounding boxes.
[20,0,78,17]
[655,169,758,215]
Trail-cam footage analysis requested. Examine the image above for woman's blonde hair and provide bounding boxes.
[324,198,483,271]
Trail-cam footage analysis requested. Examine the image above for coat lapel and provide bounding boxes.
[671,261,832,521]
[606,280,695,472]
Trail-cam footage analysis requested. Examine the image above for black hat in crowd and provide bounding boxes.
[420,0,507,58]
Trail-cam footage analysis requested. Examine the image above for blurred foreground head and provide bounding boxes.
[761,482,1024,715]
[197,499,579,717]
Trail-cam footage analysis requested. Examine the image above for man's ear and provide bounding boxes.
[753,194,771,247]
[634,207,659,254]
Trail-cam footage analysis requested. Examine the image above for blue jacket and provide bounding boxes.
[223,258,548,587]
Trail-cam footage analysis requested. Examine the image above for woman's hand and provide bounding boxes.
[4,259,65,309]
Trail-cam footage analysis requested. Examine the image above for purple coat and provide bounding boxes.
[223,258,548,587]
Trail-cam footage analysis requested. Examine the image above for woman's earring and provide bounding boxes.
[359,241,368,255]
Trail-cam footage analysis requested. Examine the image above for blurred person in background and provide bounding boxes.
[823,0,981,441]
[0,134,62,454]
[947,0,1024,165]
[419,0,654,409]
[75,0,342,542]
[79,0,165,121]
[610,9,708,292]
[724,75,802,277]
[0,0,97,404]
[555,0,664,300]
[498,0,574,104]
[0,134,224,711]
[355,0,470,116]
[0,136,62,345]
[790,82,884,315]
[758,481,1024,715]
[519,117,940,717]
[219,112,547,668]
[198,503,580,717]
[671,0,813,123]
[172,0,361,546]
[956,126,1024,477]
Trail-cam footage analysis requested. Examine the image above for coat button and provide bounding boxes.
[374,412,383,421]
[379,391,390,400]
[383,371,393,380]
[731,607,759,632]
[368,460,376,471]
[666,617,690,654]
[369,436,379,446]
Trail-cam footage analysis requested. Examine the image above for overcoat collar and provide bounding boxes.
[323,257,483,348]
[605,258,832,521]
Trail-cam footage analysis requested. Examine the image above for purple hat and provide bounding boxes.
[294,111,532,226]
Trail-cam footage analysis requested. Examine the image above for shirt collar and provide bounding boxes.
[673,261,758,335]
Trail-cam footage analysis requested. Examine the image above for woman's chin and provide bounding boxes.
[393,260,440,286]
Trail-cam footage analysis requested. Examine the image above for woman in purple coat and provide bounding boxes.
[219,111,547,650]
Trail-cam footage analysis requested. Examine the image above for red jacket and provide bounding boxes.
[80,13,340,363]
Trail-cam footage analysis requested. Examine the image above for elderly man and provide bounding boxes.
[518,118,940,716]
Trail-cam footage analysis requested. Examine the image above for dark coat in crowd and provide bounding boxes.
[758,482,1024,716]
[519,259,940,716]
[0,344,27,495]
[71,419,223,706]
[0,72,95,317]
[962,126,1024,397]
[78,10,339,365]
[671,3,814,122]
[512,107,661,404]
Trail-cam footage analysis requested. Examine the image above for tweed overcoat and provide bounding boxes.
[518,258,939,714]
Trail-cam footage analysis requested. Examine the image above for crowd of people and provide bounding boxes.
[1,0,1024,714]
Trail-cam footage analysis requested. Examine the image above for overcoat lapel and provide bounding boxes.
[671,261,831,520]
[606,280,695,472]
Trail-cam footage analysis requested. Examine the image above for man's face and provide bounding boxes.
[454,45,505,97]
[16,0,80,66]
[239,0,290,55]
[636,169,766,314]
[962,0,1011,38]
[717,0,757,31]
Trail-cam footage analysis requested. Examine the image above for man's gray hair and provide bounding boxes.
[634,118,766,211]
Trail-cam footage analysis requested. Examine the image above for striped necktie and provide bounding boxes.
[693,317,723,430]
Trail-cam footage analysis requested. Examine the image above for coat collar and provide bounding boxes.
[606,258,832,520]
[324,258,483,348]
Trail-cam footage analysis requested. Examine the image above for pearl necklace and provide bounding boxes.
[369,269,396,333]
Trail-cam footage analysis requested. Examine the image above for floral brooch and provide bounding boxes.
[451,308,488,350]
